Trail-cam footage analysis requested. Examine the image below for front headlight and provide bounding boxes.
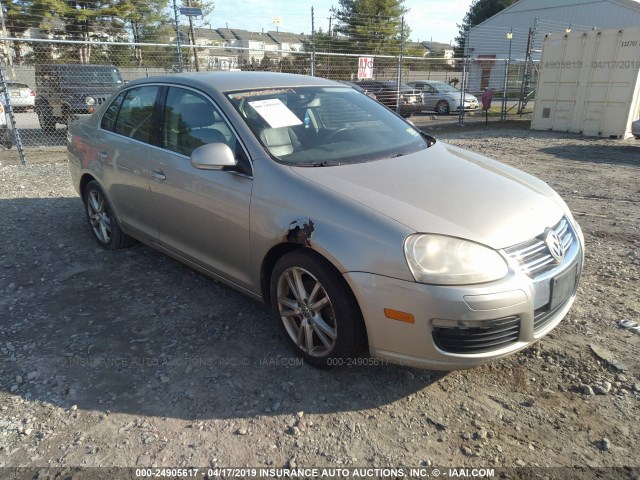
[85,96,96,106]
[404,234,508,285]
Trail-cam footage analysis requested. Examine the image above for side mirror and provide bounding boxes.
[190,143,237,170]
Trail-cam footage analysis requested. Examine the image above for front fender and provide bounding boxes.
[248,157,415,292]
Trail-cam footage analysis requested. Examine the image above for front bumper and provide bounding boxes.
[344,218,584,370]
[399,103,423,116]
[453,103,479,111]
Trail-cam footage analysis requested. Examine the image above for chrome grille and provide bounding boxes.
[504,217,575,277]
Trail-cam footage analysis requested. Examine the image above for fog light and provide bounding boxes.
[85,96,96,106]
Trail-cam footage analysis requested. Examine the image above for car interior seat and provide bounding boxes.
[259,127,301,157]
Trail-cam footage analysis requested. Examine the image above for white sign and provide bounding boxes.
[358,57,374,79]
[248,99,302,129]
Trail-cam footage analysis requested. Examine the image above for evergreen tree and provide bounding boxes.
[454,0,517,56]
[332,0,411,55]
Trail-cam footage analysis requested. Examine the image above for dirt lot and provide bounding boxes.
[0,122,639,478]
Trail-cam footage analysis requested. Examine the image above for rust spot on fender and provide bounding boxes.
[287,219,315,246]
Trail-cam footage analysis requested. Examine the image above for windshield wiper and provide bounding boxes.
[388,152,404,158]
[294,161,339,167]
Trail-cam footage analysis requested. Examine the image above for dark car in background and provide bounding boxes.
[355,80,422,117]
[35,64,123,132]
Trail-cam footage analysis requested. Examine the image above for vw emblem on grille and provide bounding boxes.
[544,229,565,262]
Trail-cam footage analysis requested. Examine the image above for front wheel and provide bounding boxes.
[36,107,56,134]
[83,180,137,250]
[436,100,451,115]
[270,250,367,369]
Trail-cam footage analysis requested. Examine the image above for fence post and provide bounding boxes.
[518,19,537,114]
[396,16,405,114]
[501,29,513,121]
[501,59,508,121]
[311,7,316,76]
[458,30,469,126]
[0,59,25,165]
[172,0,184,72]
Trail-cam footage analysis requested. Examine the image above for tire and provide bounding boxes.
[270,250,367,369]
[37,107,56,134]
[2,128,14,149]
[83,180,137,250]
[436,100,450,115]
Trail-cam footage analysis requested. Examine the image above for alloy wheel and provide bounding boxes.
[276,266,337,357]
[86,189,111,244]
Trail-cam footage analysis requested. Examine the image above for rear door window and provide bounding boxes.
[114,86,160,143]
[100,91,126,132]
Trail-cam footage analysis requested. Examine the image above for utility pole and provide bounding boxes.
[327,16,332,36]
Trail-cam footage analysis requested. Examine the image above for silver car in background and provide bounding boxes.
[67,72,584,370]
[1,81,36,112]
[407,80,479,115]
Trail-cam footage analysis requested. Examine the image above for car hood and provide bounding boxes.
[290,141,565,249]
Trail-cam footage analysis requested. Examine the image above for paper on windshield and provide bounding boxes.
[248,99,302,128]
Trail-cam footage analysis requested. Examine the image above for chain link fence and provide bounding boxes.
[0,20,561,165]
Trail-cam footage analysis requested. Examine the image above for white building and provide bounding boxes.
[465,0,640,92]
[191,28,308,67]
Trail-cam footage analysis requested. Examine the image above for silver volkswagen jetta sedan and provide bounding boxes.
[67,72,584,370]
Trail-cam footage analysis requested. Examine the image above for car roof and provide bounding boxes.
[126,72,339,94]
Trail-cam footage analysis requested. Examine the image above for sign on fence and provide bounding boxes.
[357,57,374,79]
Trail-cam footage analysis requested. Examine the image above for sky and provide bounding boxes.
[196,0,474,46]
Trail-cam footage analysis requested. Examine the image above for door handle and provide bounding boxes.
[153,169,166,181]
[98,150,108,159]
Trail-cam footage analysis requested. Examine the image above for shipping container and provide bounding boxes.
[532,26,640,138]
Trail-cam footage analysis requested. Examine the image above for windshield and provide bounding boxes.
[227,86,429,166]
[432,82,459,93]
[60,66,123,85]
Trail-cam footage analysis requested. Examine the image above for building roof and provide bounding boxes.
[231,29,278,44]
[193,28,226,42]
[267,31,308,44]
[471,0,640,31]
[421,41,453,52]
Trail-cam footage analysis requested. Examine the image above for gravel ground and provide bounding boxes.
[0,122,639,478]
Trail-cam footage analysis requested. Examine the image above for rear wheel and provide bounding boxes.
[436,100,450,115]
[83,180,137,250]
[270,250,367,369]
